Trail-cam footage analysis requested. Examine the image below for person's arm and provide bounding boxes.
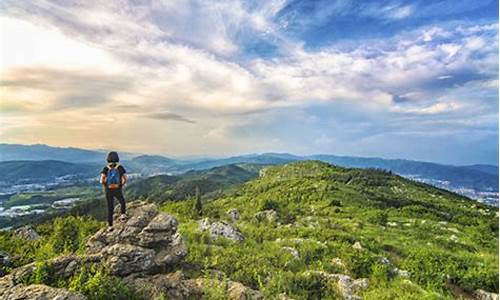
[121,174,128,186]
[100,173,107,186]
[100,167,107,186]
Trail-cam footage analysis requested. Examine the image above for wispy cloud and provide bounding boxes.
[145,112,195,124]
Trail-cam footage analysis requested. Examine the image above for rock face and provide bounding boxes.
[0,201,260,300]
[86,201,187,275]
[198,218,245,242]
[14,225,40,241]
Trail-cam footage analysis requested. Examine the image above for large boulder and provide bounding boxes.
[198,218,245,242]
[14,225,40,241]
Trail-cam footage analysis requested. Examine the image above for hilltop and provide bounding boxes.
[0,144,497,205]
[0,161,497,299]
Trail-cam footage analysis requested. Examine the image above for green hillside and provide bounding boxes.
[161,161,498,299]
[0,161,497,299]
[126,164,259,202]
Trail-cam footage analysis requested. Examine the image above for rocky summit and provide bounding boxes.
[0,201,261,300]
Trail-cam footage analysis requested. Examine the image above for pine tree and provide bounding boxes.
[194,186,202,217]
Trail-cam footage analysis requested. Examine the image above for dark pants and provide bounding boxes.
[105,188,126,226]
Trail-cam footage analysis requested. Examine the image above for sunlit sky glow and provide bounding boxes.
[0,0,498,164]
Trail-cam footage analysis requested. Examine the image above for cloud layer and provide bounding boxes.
[0,0,498,164]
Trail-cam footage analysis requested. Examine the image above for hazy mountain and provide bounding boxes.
[0,144,137,163]
[0,160,99,184]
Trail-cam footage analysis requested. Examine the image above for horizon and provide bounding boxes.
[2,142,498,167]
[1,1,498,165]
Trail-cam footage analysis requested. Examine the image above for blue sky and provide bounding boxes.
[0,0,498,165]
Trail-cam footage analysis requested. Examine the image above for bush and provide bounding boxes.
[367,210,388,225]
[260,199,280,211]
[402,248,498,292]
[51,216,102,254]
[69,265,139,300]
[342,250,377,278]
[21,260,55,285]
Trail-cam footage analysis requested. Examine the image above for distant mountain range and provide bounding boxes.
[0,160,99,185]
[0,144,497,197]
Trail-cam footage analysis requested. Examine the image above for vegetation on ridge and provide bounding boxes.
[162,161,498,299]
[0,160,497,299]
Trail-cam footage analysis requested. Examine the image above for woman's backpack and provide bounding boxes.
[106,164,121,189]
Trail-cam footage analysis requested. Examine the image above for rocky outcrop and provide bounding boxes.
[198,218,245,242]
[0,201,258,300]
[14,225,40,241]
[86,201,187,276]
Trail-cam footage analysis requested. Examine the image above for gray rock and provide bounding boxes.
[282,247,299,259]
[309,271,369,300]
[188,278,263,300]
[14,226,40,241]
[331,257,345,268]
[198,218,245,242]
[352,242,363,250]
[0,249,12,269]
[0,283,86,300]
[474,289,499,300]
[86,201,186,275]
[395,269,411,278]
[102,243,156,276]
[227,208,241,221]
[255,210,278,222]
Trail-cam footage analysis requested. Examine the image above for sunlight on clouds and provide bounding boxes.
[0,17,122,72]
[0,0,497,162]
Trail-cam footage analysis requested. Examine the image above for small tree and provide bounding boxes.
[193,186,202,217]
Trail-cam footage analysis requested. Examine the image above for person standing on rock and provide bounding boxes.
[100,151,128,228]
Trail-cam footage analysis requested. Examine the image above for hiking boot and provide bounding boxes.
[119,213,128,222]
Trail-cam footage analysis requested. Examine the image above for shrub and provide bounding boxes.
[69,265,139,300]
[21,260,55,286]
[260,199,280,211]
[367,210,388,225]
[342,250,377,278]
